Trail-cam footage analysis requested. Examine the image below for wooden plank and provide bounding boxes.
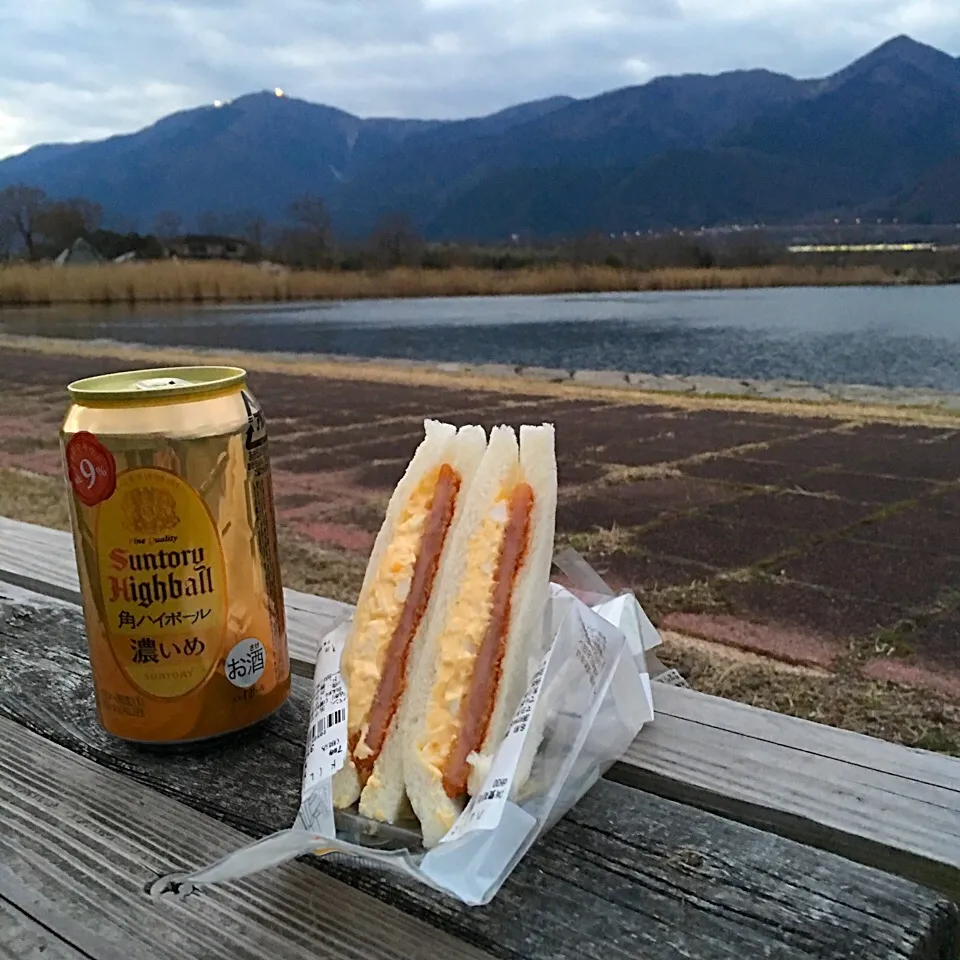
[0,718,495,960]
[0,600,957,960]
[3,517,960,899]
[284,589,351,672]
[619,688,960,899]
[652,681,960,788]
[0,896,89,960]
[0,516,84,605]
[1,865,145,960]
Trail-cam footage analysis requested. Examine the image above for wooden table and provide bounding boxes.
[2,516,959,960]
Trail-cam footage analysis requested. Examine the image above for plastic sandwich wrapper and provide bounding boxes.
[156,548,665,906]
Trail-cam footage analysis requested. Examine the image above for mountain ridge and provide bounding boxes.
[2,36,958,238]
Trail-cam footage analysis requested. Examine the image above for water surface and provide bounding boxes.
[2,285,959,390]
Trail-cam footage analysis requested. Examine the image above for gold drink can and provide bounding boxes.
[60,365,290,744]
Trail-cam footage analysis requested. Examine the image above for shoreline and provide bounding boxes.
[0,261,933,308]
[4,331,960,420]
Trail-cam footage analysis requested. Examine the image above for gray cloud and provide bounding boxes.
[2,0,959,157]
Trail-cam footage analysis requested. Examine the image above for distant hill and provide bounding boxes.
[882,155,960,223]
[2,36,958,239]
[423,36,960,238]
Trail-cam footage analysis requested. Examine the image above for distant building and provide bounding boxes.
[53,237,104,266]
[787,243,938,254]
[165,234,250,261]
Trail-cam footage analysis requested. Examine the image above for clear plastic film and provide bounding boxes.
[155,552,658,906]
[554,546,690,689]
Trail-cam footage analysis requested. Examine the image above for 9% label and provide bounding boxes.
[65,432,117,507]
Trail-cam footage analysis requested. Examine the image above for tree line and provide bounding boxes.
[6,180,958,277]
[0,181,785,272]
[0,183,430,269]
[0,185,106,260]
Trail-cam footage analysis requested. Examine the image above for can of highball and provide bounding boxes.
[60,365,290,744]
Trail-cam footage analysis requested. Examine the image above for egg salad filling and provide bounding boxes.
[346,465,454,761]
[419,481,533,792]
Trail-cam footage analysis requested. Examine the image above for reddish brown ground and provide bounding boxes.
[2,345,958,753]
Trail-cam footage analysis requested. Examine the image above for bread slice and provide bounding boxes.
[332,420,486,822]
[466,424,557,797]
[402,424,557,847]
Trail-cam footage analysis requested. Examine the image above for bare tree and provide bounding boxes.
[288,194,330,236]
[0,216,14,261]
[0,184,47,259]
[153,210,182,242]
[35,197,103,252]
[68,197,102,232]
[242,214,267,255]
[369,212,422,268]
[214,207,267,253]
[283,193,332,267]
[196,211,229,235]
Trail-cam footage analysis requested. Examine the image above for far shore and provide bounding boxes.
[4,331,960,423]
[0,260,937,308]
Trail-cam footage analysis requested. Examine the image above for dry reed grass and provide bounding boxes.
[0,260,901,306]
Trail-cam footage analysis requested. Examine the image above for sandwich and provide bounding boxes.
[332,419,486,822]
[402,423,557,847]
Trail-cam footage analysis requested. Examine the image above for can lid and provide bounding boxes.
[67,366,247,403]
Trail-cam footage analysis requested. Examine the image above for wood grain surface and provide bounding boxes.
[3,516,958,900]
[1,594,957,960]
[1,719,495,960]
[0,895,89,960]
[620,685,960,899]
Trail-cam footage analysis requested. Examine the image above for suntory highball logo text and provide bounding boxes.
[108,544,215,609]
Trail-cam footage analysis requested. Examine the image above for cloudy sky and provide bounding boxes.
[1,0,957,159]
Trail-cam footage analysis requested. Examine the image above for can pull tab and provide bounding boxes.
[134,377,194,390]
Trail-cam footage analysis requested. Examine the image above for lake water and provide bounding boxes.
[2,285,959,390]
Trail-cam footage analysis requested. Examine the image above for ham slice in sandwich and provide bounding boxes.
[401,423,557,847]
[332,420,486,823]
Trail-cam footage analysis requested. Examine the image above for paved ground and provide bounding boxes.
[2,343,958,753]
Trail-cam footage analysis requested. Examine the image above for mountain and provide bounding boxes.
[422,35,960,239]
[2,36,959,238]
[725,37,960,197]
[883,155,960,223]
[0,93,388,228]
[427,149,863,239]
[0,92,570,230]
[424,35,960,238]
[327,68,813,236]
[822,34,960,92]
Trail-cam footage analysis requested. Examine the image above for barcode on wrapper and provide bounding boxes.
[309,707,346,744]
[302,668,349,791]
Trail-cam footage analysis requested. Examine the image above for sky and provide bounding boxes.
[1,0,958,159]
